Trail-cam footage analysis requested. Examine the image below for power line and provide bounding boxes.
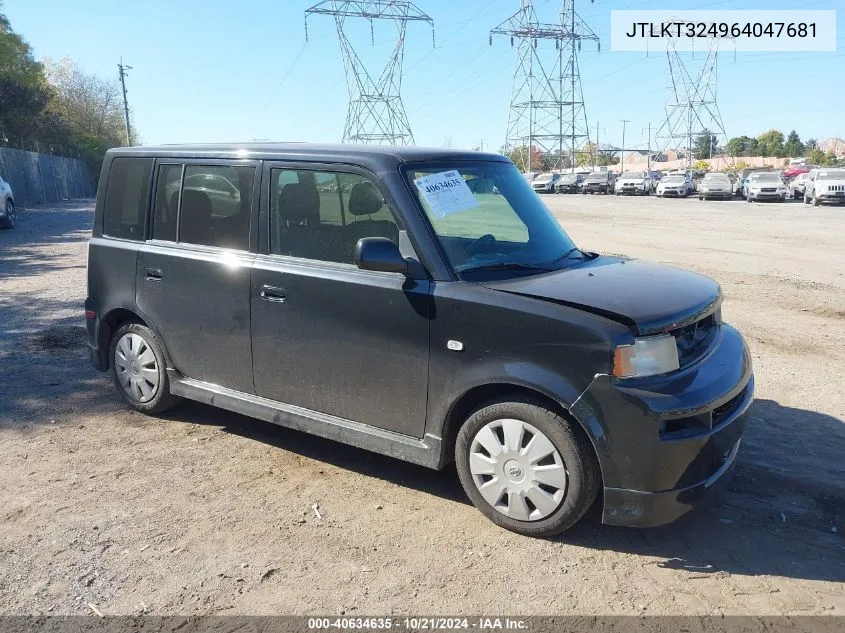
[491,0,600,171]
[304,1,435,145]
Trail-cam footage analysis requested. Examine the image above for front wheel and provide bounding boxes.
[1,200,14,229]
[109,322,181,415]
[813,194,820,207]
[455,399,600,537]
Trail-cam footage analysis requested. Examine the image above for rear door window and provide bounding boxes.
[178,165,255,251]
[102,158,152,240]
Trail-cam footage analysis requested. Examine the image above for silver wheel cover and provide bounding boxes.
[114,333,160,403]
[469,419,568,521]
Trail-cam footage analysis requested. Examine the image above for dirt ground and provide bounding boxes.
[1,196,843,616]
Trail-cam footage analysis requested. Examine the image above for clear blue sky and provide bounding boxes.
[5,0,843,151]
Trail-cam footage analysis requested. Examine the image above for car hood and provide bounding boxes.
[618,178,645,184]
[480,255,721,335]
[659,180,685,187]
[748,180,781,188]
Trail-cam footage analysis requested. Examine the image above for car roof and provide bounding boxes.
[105,142,510,173]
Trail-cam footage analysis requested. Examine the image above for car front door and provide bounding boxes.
[250,163,431,438]
[135,159,260,394]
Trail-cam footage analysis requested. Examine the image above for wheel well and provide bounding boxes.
[98,308,147,368]
[440,384,597,466]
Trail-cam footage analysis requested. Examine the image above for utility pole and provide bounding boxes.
[642,122,652,170]
[620,119,630,173]
[118,59,132,146]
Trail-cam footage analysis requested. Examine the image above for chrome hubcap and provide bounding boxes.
[469,419,567,521]
[114,333,159,403]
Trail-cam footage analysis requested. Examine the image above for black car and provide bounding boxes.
[86,144,753,537]
[581,171,615,194]
[554,173,584,194]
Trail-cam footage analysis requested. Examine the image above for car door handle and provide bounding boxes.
[145,268,163,281]
[260,285,287,302]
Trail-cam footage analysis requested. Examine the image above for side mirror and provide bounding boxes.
[355,237,409,275]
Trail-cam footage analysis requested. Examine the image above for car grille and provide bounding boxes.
[761,187,777,192]
[828,184,845,192]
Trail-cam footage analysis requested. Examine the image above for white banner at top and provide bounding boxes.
[610,10,836,52]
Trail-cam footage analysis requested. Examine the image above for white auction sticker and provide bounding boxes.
[414,170,480,219]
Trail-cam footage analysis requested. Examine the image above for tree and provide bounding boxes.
[806,148,825,165]
[725,135,757,157]
[693,129,718,159]
[783,130,804,158]
[692,159,710,171]
[44,57,127,145]
[756,129,785,157]
[806,138,818,151]
[0,9,51,144]
[506,144,551,172]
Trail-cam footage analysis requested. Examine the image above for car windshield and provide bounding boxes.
[663,176,685,184]
[703,174,729,183]
[586,172,607,180]
[750,173,780,182]
[620,172,642,179]
[559,174,578,183]
[534,173,554,182]
[817,170,845,180]
[405,161,583,278]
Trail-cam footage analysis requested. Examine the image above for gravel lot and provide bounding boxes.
[1,195,843,616]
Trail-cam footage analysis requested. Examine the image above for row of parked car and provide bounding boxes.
[526,169,705,198]
[525,165,845,205]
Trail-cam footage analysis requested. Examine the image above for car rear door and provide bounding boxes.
[250,162,431,438]
[135,159,260,393]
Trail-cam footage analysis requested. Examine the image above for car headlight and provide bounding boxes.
[613,335,680,378]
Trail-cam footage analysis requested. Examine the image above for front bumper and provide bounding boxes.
[748,191,785,200]
[617,185,646,195]
[658,189,685,196]
[700,190,732,199]
[571,323,754,528]
[817,193,845,203]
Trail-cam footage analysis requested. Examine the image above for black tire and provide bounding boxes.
[812,194,820,207]
[804,193,811,204]
[1,200,14,229]
[455,398,600,538]
[108,322,181,415]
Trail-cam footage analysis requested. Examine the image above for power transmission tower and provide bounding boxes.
[305,1,434,145]
[490,0,599,172]
[117,58,132,145]
[653,29,729,168]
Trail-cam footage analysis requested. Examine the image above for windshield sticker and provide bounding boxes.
[414,170,480,218]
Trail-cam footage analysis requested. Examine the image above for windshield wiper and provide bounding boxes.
[540,247,586,267]
[458,262,553,274]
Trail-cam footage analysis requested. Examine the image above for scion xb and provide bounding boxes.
[86,144,753,537]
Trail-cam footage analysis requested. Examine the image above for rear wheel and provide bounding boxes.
[455,399,600,537]
[109,322,181,415]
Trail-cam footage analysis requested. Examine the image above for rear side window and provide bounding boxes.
[102,158,152,240]
[152,164,182,242]
[179,165,254,251]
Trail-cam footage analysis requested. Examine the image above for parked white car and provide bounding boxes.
[531,172,561,193]
[745,172,787,202]
[804,168,845,206]
[697,173,733,200]
[789,172,810,199]
[655,174,693,197]
[0,175,15,229]
[615,171,652,195]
